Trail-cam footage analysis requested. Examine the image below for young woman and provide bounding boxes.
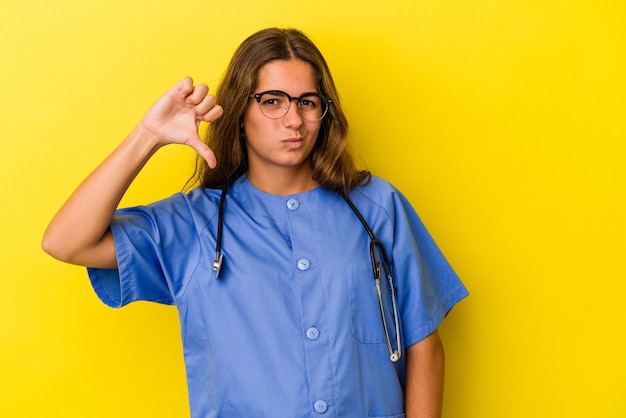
[43,27,468,418]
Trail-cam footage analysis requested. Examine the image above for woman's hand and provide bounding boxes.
[42,77,224,267]
[139,77,224,168]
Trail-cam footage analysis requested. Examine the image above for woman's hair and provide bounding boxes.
[186,27,370,196]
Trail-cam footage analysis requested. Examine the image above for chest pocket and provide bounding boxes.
[345,261,387,343]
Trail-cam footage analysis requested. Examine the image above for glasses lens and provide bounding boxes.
[299,94,327,121]
[257,92,290,119]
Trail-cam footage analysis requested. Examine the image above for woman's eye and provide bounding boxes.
[300,99,319,108]
[262,96,285,107]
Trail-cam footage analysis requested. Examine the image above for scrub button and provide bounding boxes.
[287,198,300,210]
[306,327,320,340]
[314,400,328,414]
[297,258,311,271]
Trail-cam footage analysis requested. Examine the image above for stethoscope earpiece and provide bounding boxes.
[213,187,228,280]
[213,252,224,279]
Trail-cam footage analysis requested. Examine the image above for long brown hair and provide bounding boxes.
[186,28,369,196]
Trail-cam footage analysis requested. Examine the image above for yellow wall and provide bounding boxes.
[2,0,624,416]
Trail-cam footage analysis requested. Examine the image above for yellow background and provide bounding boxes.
[1,0,625,416]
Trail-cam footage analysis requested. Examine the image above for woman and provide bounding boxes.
[43,28,468,418]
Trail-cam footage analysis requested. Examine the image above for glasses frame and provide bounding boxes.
[249,90,332,121]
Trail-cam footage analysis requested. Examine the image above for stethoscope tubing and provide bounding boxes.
[212,186,401,362]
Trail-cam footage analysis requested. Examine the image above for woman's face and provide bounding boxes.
[242,59,322,181]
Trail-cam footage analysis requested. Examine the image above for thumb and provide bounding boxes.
[186,136,217,169]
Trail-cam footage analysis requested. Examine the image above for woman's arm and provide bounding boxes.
[41,77,223,268]
[405,329,445,418]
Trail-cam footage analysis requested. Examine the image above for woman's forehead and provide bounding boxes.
[256,59,318,93]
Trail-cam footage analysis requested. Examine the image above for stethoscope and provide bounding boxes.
[212,186,402,363]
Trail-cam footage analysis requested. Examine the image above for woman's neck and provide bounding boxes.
[246,165,318,196]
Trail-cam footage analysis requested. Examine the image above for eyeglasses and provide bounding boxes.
[249,90,331,121]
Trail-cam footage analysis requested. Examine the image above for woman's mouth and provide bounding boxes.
[283,137,304,147]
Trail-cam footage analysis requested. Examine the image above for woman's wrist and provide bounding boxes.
[126,121,167,159]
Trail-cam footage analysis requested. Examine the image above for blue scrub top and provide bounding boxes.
[88,175,468,418]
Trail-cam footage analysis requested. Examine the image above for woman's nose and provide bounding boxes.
[282,100,304,127]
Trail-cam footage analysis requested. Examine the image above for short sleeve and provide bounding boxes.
[87,208,175,308]
[390,189,469,346]
[85,189,217,308]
